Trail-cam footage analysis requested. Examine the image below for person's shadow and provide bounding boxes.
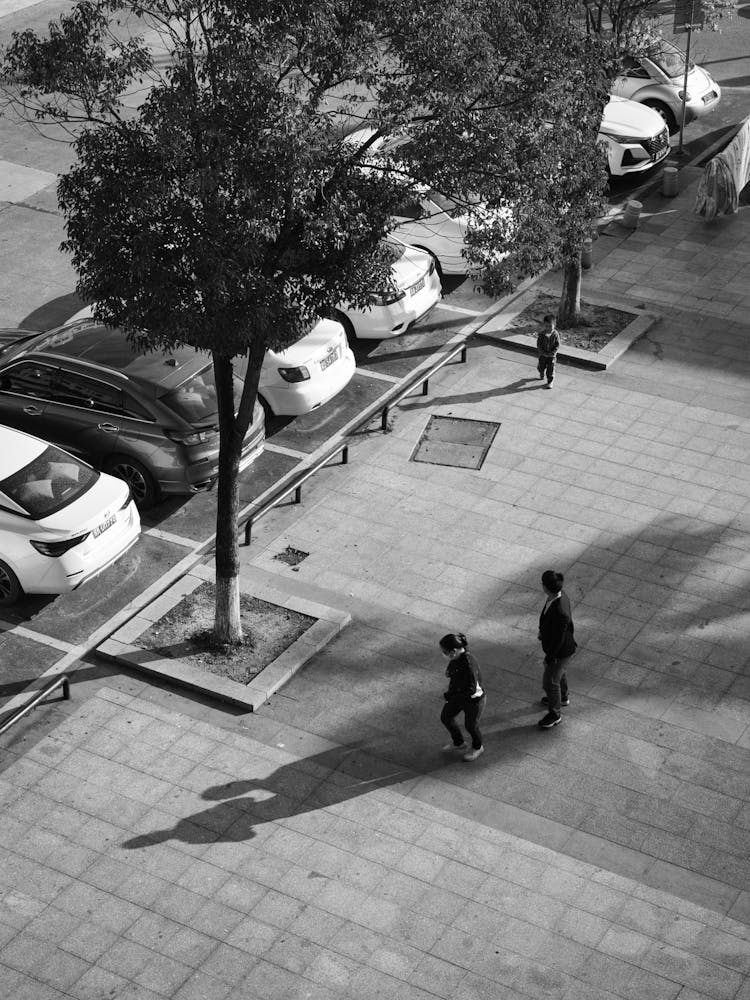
[121,743,413,849]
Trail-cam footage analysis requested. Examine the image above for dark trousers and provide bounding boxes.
[441,694,486,750]
[538,355,556,383]
[542,658,570,716]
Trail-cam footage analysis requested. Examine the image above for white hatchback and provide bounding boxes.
[63,307,355,417]
[0,425,140,605]
[612,40,721,134]
[599,96,670,176]
[335,240,442,340]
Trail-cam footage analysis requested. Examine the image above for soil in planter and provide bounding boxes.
[508,292,633,352]
[139,581,315,683]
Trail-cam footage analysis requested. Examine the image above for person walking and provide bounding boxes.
[537,570,577,729]
[537,314,560,389]
[439,632,486,761]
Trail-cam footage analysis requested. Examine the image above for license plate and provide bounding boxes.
[703,91,716,104]
[320,348,338,371]
[410,277,425,296]
[93,515,116,537]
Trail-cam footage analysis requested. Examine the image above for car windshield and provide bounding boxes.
[161,365,243,423]
[0,444,98,519]
[652,44,692,78]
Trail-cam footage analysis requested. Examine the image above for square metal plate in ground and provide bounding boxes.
[411,415,500,470]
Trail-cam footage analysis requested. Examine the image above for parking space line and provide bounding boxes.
[0,621,76,653]
[143,527,205,548]
[264,442,309,460]
[354,368,399,382]
[435,301,482,315]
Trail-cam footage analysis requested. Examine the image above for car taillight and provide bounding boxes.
[278,365,311,383]
[119,488,133,510]
[30,534,90,557]
[164,427,217,446]
[372,289,406,306]
[427,259,436,275]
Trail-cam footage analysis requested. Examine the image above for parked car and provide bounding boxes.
[344,127,471,277]
[611,39,721,134]
[0,425,140,605]
[334,239,442,340]
[63,307,355,418]
[0,322,265,507]
[599,96,670,176]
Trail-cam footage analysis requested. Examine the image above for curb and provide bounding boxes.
[474,286,660,370]
[96,562,351,711]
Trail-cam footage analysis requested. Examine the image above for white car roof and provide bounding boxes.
[0,424,47,477]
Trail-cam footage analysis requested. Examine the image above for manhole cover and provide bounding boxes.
[411,415,500,470]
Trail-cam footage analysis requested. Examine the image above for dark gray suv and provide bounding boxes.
[0,322,265,507]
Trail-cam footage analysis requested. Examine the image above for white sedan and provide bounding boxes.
[63,307,355,417]
[335,239,442,340]
[599,96,670,176]
[0,425,140,605]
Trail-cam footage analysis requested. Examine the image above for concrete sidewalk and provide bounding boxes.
[2,169,750,999]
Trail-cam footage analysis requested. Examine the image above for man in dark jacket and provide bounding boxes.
[537,569,577,728]
[537,314,560,389]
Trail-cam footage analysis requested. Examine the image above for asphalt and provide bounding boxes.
[2,158,750,1000]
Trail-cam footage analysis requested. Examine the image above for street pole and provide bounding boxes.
[677,20,693,155]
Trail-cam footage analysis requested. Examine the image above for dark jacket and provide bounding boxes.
[537,329,560,358]
[444,651,483,701]
[539,592,577,660]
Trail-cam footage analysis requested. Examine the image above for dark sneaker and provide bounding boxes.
[541,696,570,707]
[538,712,562,729]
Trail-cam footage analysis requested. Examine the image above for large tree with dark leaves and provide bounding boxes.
[1,0,613,641]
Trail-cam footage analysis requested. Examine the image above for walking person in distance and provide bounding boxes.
[537,313,560,389]
[538,570,577,729]
[439,633,486,762]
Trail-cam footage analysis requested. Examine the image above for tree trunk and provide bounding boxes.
[213,353,243,645]
[211,339,265,646]
[557,253,582,329]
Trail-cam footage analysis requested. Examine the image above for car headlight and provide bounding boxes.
[30,534,90,557]
[278,366,311,382]
[599,132,646,144]
[372,289,406,306]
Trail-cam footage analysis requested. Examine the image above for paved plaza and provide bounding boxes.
[2,167,750,999]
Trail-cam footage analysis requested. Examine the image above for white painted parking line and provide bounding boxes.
[264,442,309,460]
[354,367,399,382]
[435,301,482,315]
[143,527,204,548]
[0,620,75,653]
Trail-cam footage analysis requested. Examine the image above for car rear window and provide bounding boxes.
[0,444,98,519]
[653,46,691,78]
[160,366,243,424]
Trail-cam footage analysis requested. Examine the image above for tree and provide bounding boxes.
[1,0,615,639]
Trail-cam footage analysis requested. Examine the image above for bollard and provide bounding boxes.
[581,238,593,270]
[622,199,642,230]
[662,165,678,197]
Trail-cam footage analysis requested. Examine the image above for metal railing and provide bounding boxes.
[377,341,468,431]
[240,336,470,547]
[0,674,70,737]
[242,442,349,546]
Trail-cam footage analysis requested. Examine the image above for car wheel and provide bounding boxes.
[333,310,358,344]
[0,559,22,607]
[412,246,443,286]
[643,100,677,136]
[103,455,159,509]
